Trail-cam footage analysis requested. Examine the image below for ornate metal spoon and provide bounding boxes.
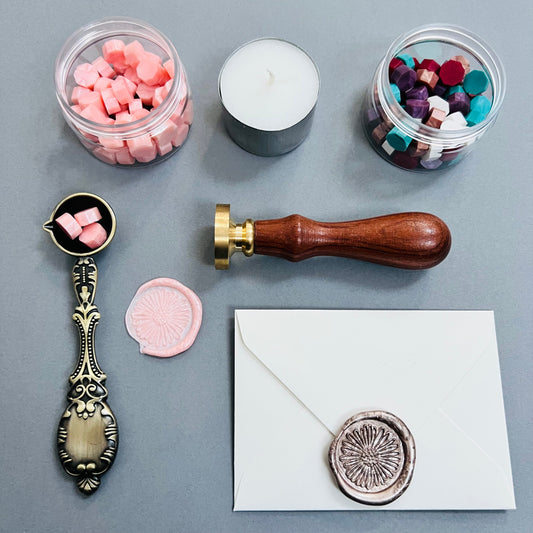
[43,192,118,495]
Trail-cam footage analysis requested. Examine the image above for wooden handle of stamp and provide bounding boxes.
[253,212,451,269]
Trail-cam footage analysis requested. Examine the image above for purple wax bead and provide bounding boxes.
[420,158,443,170]
[447,92,470,115]
[405,85,429,100]
[390,64,416,92]
[365,107,381,125]
[432,83,447,97]
[405,99,430,119]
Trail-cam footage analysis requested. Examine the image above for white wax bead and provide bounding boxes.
[440,112,468,130]
[421,143,443,161]
[381,140,395,155]
[427,95,449,116]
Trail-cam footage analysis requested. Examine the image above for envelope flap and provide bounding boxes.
[236,310,494,434]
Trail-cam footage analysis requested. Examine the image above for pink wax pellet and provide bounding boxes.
[99,135,124,150]
[94,77,113,93]
[111,76,134,105]
[115,146,136,165]
[158,68,170,85]
[55,212,82,239]
[152,86,165,108]
[102,39,126,65]
[78,90,106,113]
[163,59,174,78]
[92,56,115,79]
[71,86,91,105]
[71,104,82,114]
[127,134,157,163]
[93,147,117,165]
[183,100,193,125]
[137,55,165,86]
[115,111,132,124]
[80,103,114,125]
[124,66,141,85]
[74,62,100,89]
[79,222,108,249]
[101,88,122,115]
[128,99,143,113]
[153,119,178,147]
[171,123,189,147]
[74,207,102,227]
[136,82,157,105]
[157,142,174,156]
[132,108,150,121]
[124,40,145,67]
[123,75,138,97]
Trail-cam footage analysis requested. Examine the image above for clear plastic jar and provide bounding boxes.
[362,24,505,171]
[55,17,192,166]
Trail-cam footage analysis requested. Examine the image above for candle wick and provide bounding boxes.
[266,69,275,84]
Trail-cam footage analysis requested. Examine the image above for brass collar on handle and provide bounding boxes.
[214,204,254,270]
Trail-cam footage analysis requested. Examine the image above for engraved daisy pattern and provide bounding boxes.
[339,421,403,492]
[130,286,192,350]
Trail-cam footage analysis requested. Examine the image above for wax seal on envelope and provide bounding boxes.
[125,278,202,357]
[329,410,415,506]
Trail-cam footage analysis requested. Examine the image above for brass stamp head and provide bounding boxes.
[214,204,254,270]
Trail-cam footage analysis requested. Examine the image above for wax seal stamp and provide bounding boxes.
[329,410,415,505]
[125,277,202,357]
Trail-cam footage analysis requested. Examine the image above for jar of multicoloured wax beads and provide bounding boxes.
[362,24,505,171]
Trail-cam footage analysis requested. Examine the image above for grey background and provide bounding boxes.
[1,1,532,532]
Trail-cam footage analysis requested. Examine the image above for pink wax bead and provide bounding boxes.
[132,108,150,121]
[158,68,170,85]
[94,77,113,92]
[74,62,100,89]
[136,82,156,105]
[99,135,125,150]
[71,104,82,114]
[152,86,165,108]
[127,134,157,162]
[74,207,102,227]
[92,56,115,78]
[122,76,138,98]
[115,146,136,165]
[128,99,143,113]
[79,222,108,249]
[101,88,122,115]
[152,119,178,146]
[171,123,189,147]
[55,212,82,239]
[183,100,193,125]
[163,59,174,78]
[137,54,165,86]
[157,142,174,156]
[80,103,113,125]
[124,66,141,85]
[102,39,126,65]
[93,147,117,165]
[115,111,132,124]
[78,90,106,113]
[111,76,134,105]
[124,40,145,67]
[71,86,91,105]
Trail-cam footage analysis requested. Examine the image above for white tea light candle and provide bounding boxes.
[218,38,320,156]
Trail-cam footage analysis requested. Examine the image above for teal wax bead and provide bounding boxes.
[386,126,412,152]
[465,110,486,126]
[445,85,465,98]
[390,83,401,102]
[470,95,491,115]
[396,53,415,69]
[463,70,489,95]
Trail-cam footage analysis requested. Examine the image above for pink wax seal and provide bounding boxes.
[125,278,202,358]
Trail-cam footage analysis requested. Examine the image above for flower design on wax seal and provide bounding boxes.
[339,422,402,491]
[125,278,202,357]
[329,410,415,505]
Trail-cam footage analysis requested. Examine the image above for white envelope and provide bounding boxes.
[234,310,515,511]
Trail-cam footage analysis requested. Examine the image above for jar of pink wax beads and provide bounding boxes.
[362,24,505,171]
[55,18,192,166]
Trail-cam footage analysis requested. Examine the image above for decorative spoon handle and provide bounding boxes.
[254,212,451,269]
[57,257,118,495]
